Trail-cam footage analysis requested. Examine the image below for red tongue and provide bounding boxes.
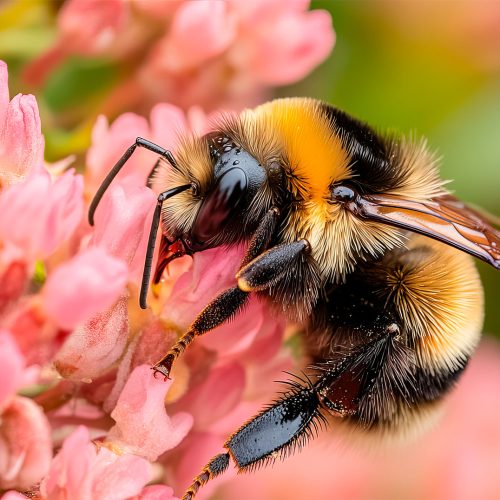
[153,236,188,284]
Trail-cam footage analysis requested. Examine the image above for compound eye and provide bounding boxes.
[190,167,248,246]
[331,184,357,203]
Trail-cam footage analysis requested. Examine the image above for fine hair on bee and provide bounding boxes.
[88,98,500,499]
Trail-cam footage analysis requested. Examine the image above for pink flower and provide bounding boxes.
[154,1,236,73]
[0,61,44,188]
[40,426,152,500]
[89,183,155,284]
[25,1,335,114]
[138,0,334,111]
[54,295,129,380]
[0,397,52,490]
[0,166,83,261]
[43,247,128,330]
[108,365,193,461]
[0,59,293,499]
[233,0,335,85]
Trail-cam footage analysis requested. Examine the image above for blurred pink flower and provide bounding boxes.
[138,0,334,111]
[231,0,334,85]
[160,1,236,73]
[40,426,152,500]
[24,0,335,114]
[0,166,83,261]
[43,247,129,330]
[0,61,44,188]
[0,397,52,490]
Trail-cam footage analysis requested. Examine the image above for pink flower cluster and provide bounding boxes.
[25,0,334,113]
[0,60,289,499]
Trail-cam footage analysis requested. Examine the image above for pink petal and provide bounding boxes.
[149,102,188,150]
[0,61,44,184]
[244,318,285,363]
[43,247,128,330]
[230,0,310,25]
[173,362,245,430]
[0,331,24,409]
[2,298,59,366]
[54,295,129,381]
[40,425,152,500]
[40,426,95,498]
[159,0,236,73]
[108,365,193,461]
[91,447,152,500]
[0,397,52,490]
[91,182,156,282]
[248,10,335,85]
[0,167,84,260]
[136,484,177,500]
[0,94,44,179]
[58,0,129,50]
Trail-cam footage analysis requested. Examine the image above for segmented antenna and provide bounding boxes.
[88,137,179,226]
[140,184,191,309]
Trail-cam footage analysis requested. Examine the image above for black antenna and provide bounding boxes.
[140,184,191,309]
[88,137,179,226]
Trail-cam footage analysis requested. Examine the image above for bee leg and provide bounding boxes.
[153,286,249,378]
[153,208,280,378]
[182,377,326,500]
[236,239,310,292]
[88,137,178,226]
[182,330,402,499]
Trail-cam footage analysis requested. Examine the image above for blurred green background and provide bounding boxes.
[0,0,499,333]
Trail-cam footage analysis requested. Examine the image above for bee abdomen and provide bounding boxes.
[307,233,483,439]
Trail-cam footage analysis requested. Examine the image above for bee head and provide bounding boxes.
[156,132,272,263]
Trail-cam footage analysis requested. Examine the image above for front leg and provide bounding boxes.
[154,238,310,377]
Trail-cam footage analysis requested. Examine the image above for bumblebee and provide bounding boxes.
[89,98,499,499]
